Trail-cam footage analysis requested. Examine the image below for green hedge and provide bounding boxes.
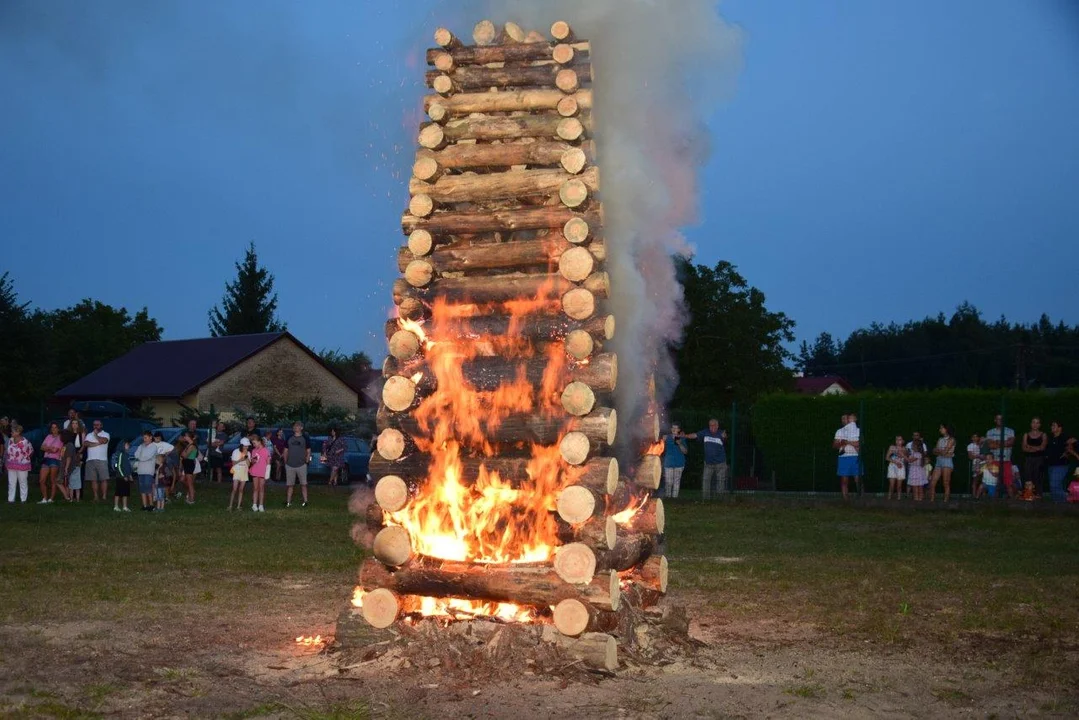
[749,389,1079,492]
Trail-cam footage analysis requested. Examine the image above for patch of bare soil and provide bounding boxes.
[0,590,1075,719]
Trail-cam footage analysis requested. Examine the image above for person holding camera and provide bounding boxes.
[661,424,689,499]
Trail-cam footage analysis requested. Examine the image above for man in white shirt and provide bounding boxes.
[83,420,111,502]
[833,413,862,500]
[985,414,1015,462]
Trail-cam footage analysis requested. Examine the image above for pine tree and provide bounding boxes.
[208,242,285,336]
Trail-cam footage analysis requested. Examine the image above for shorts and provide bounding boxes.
[155,486,166,502]
[231,467,249,483]
[85,459,108,483]
[286,465,308,486]
[114,476,131,498]
[182,458,196,474]
[887,464,905,480]
[138,474,155,494]
[209,454,224,469]
[937,457,953,470]
[837,455,861,477]
[68,467,82,491]
[43,458,60,468]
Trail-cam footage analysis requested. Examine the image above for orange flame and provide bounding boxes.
[644,441,664,456]
[612,494,650,525]
[295,635,323,647]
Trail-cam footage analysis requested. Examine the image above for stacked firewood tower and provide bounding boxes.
[352,20,667,671]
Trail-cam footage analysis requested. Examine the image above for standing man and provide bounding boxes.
[833,412,861,500]
[986,414,1015,494]
[209,421,227,483]
[661,423,689,499]
[284,421,311,508]
[83,420,111,502]
[685,419,728,499]
[245,416,258,436]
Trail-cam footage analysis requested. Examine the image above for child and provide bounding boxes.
[249,434,269,512]
[61,430,82,502]
[133,430,158,511]
[1067,469,1079,503]
[885,435,906,500]
[153,433,175,512]
[228,437,251,511]
[906,439,928,501]
[967,434,983,497]
[111,440,134,512]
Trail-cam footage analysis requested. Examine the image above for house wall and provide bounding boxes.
[820,384,848,396]
[144,395,197,426]
[196,338,357,415]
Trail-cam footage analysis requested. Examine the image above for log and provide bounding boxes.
[550,21,574,42]
[557,515,617,550]
[639,555,669,593]
[554,542,596,584]
[403,260,434,288]
[557,95,579,118]
[432,113,591,143]
[553,598,620,637]
[431,51,454,73]
[559,430,610,466]
[623,497,665,535]
[562,216,591,244]
[408,166,599,204]
[425,42,591,67]
[372,526,413,567]
[398,297,425,321]
[633,455,662,490]
[560,381,595,417]
[556,484,606,524]
[595,532,656,572]
[377,405,616,447]
[374,475,409,512]
[407,229,434,256]
[472,20,497,46]
[416,140,593,172]
[558,246,594,281]
[359,557,620,610]
[422,88,593,116]
[562,287,595,320]
[443,312,614,344]
[540,627,617,671]
[412,155,442,182]
[360,588,401,629]
[397,237,606,277]
[408,194,434,217]
[376,428,409,461]
[502,21,526,44]
[560,147,587,174]
[431,74,454,96]
[559,178,589,207]
[388,329,421,361]
[425,66,591,92]
[565,329,595,361]
[403,205,602,236]
[433,27,460,49]
[380,352,616,395]
[381,375,416,412]
[392,271,609,306]
[369,453,617,494]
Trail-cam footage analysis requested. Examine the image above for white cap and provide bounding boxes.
[240,438,251,446]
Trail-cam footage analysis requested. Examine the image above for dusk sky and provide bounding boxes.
[2,0,1077,362]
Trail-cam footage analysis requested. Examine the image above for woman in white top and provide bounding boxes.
[930,424,956,503]
[885,436,907,500]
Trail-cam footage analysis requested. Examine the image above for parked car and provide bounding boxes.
[308,435,371,485]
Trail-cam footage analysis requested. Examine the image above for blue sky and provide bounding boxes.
[2,0,1077,361]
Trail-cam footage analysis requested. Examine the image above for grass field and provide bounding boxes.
[1,484,1077,718]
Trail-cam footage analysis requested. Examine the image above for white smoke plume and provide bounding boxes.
[436,1,743,445]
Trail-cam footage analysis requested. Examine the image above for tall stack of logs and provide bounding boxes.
[353,20,667,672]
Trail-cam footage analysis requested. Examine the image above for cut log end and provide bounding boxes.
[554,542,597,584]
[372,525,412,567]
[562,287,595,321]
[550,20,574,42]
[473,20,497,46]
[559,431,591,466]
[398,297,425,321]
[560,147,587,175]
[427,102,448,123]
[432,51,454,72]
[407,229,434,256]
[557,485,598,525]
[552,43,575,65]
[563,216,590,244]
[360,588,400,629]
[388,329,421,360]
[409,194,435,218]
[412,156,441,182]
[558,245,595,282]
[404,259,435,288]
[432,74,454,96]
[641,555,669,593]
[541,627,617,671]
[637,455,662,490]
[603,314,616,340]
[433,27,458,49]
[552,598,591,637]
[556,117,584,141]
[374,475,409,513]
[503,21,526,43]
[560,380,596,417]
[382,375,417,413]
[418,124,446,150]
[556,95,579,118]
[655,498,666,534]
[555,68,580,94]
[605,461,619,496]
[564,329,595,361]
[376,428,406,461]
[559,179,589,208]
[605,408,618,445]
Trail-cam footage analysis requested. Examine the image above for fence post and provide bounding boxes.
[729,401,737,493]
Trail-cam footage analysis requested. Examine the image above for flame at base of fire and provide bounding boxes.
[353,585,538,624]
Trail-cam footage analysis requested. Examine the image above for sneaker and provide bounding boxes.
[252,503,258,512]
[286,502,292,508]
[175,492,184,499]
[186,500,195,505]
[258,505,265,512]
[301,502,308,508]
[114,507,121,512]
[122,507,131,512]
[38,499,49,504]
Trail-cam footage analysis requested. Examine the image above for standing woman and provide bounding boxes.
[906,437,929,501]
[1022,418,1048,496]
[38,422,64,504]
[661,424,689,499]
[178,431,198,504]
[6,424,33,503]
[885,435,907,500]
[930,424,956,503]
[323,427,347,487]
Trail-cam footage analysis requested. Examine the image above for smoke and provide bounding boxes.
[442,1,743,441]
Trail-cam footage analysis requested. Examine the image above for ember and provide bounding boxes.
[352,19,669,671]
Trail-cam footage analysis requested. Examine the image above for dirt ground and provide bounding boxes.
[3,585,1074,719]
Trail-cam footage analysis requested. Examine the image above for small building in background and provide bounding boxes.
[793,375,853,396]
[54,332,360,423]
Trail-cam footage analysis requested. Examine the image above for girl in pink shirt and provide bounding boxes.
[39,422,65,504]
[249,435,270,512]
[6,424,33,503]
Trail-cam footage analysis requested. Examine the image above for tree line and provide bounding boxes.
[798,302,1079,390]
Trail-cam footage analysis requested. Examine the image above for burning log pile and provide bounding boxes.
[346,19,669,672]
